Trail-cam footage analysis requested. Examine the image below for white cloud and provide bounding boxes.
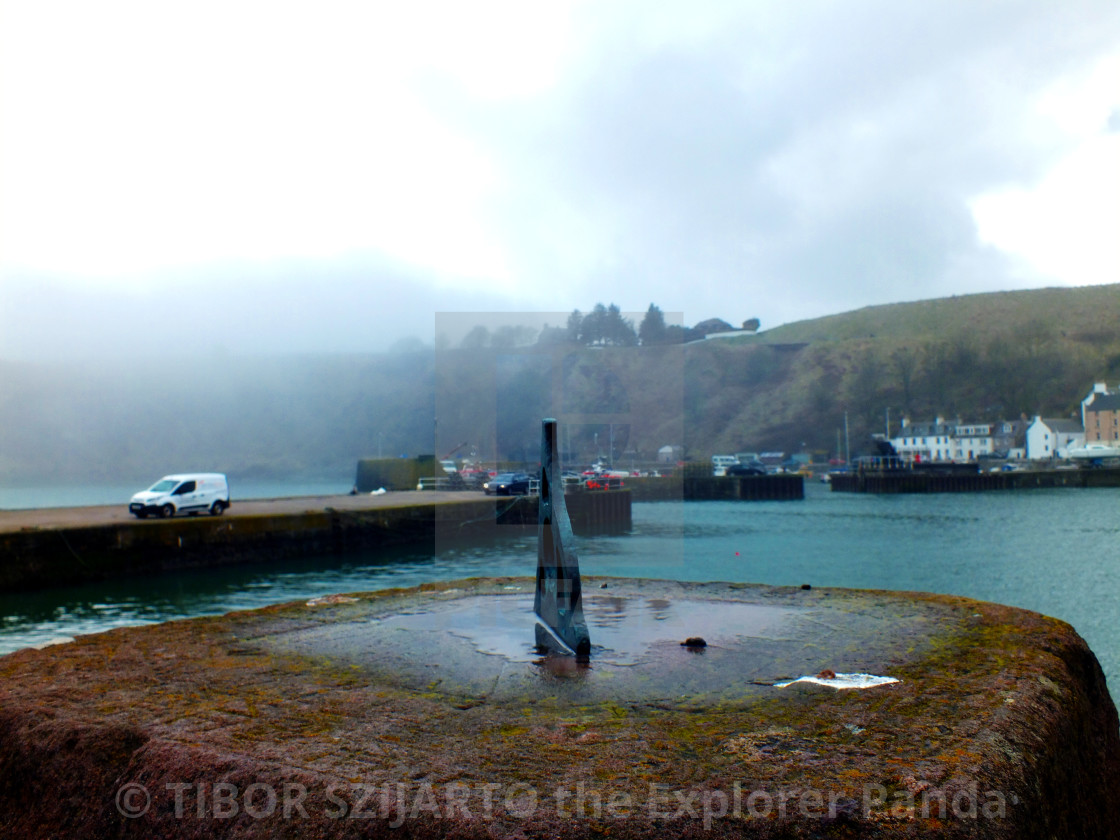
[3,0,1120,355]
[970,53,1120,288]
[0,0,581,289]
[971,131,1120,287]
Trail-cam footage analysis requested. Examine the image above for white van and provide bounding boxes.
[711,455,739,476]
[129,473,230,519]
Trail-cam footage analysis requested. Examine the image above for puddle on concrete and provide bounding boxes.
[374,593,797,666]
[265,583,938,704]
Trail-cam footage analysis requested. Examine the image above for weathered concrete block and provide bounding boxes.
[0,578,1116,838]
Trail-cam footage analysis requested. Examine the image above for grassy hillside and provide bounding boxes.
[761,284,1120,345]
[3,284,1120,486]
[691,283,1120,456]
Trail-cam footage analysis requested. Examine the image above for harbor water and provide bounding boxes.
[1,481,1118,701]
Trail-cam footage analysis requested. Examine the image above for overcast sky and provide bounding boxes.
[2,0,1118,359]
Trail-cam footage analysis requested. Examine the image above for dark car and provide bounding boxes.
[727,462,766,476]
[484,472,531,496]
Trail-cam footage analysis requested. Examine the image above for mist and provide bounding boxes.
[3,1,1119,366]
[0,352,437,486]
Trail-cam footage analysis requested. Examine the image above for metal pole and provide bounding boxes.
[844,412,851,466]
[535,418,590,658]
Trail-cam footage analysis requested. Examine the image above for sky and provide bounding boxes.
[1,0,1118,359]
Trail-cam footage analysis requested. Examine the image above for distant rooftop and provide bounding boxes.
[1087,393,1120,412]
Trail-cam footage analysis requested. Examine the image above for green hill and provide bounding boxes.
[3,284,1120,486]
[687,283,1120,457]
[761,284,1120,345]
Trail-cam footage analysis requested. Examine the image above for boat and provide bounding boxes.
[1067,443,1120,460]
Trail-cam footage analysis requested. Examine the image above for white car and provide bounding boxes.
[129,473,230,519]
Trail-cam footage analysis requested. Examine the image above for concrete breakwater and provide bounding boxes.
[831,466,1120,494]
[1,577,1117,838]
[0,491,630,594]
[625,474,804,501]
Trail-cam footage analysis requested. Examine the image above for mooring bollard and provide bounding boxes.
[534,418,591,658]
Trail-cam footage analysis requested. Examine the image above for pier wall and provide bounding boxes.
[625,474,804,501]
[0,491,630,593]
[831,467,1120,494]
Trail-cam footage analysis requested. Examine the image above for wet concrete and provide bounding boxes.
[1,577,1118,838]
[264,582,930,708]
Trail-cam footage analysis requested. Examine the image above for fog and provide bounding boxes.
[2,1,1118,363]
[2,2,1120,490]
[0,352,436,486]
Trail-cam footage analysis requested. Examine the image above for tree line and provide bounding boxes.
[457,304,760,349]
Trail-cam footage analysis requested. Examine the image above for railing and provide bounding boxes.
[418,476,543,494]
[854,456,909,473]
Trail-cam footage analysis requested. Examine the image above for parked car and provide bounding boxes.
[483,472,531,496]
[129,473,230,518]
[727,462,766,476]
[711,455,738,476]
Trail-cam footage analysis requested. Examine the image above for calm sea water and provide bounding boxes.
[2,482,1118,700]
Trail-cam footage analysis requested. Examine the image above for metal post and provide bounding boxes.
[844,411,851,466]
[535,418,591,658]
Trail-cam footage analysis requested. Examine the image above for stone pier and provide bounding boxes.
[0,577,1116,838]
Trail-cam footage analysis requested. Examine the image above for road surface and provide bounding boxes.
[0,491,490,534]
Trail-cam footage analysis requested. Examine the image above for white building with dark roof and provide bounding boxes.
[891,417,956,462]
[1025,417,1085,460]
[892,417,1028,463]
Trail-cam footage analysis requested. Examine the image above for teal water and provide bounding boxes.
[1,483,1118,699]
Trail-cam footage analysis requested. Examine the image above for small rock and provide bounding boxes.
[817,668,836,679]
[600,583,608,589]
[801,583,811,590]
[681,637,707,649]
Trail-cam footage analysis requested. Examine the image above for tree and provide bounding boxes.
[581,304,608,345]
[891,346,919,411]
[691,318,735,339]
[566,310,583,343]
[460,325,491,349]
[639,304,667,345]
[604,304,637,346]
[846,347,886,433]
[536,324,569,346]
[663,324,688,344]
[491,325,538,348]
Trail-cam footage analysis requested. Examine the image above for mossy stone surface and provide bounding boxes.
[1,577,1118,838]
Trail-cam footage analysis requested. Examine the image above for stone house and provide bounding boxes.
[1084,392,1120,444]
